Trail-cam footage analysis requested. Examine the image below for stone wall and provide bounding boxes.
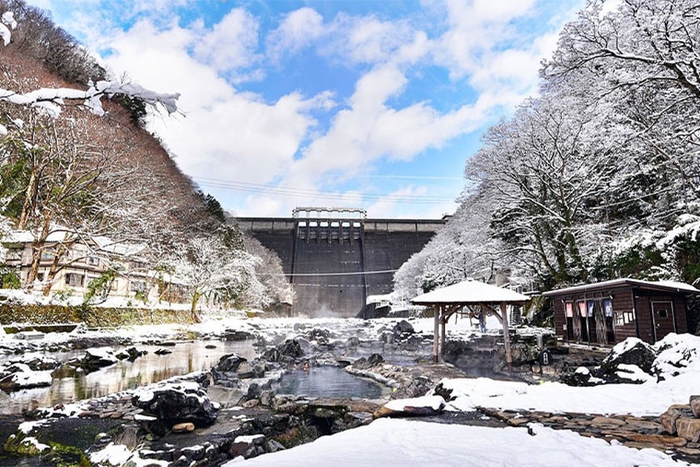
[0,304,193,328]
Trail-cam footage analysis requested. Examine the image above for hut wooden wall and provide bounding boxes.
[551,286,689,345]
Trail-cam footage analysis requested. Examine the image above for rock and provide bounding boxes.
[172,422,195,433]
[393,320,414,338]
[154,348,172,355]
[560,366,595,387]
[224,329,255,341]
[116,347,147,361]
[237,362,256,379]
[263,347,281,362]
[375,395,445,418]
[309,328,331,344]
[624,433,687,447]
[278,339,304,359]
[660,405,692,435]
[78,347,119,372]
[229,434,266,459]
[0,363,52,391]
[132,381,219,430]
[352,353,384,370]
[690,396,700,418]
[677,417,700,443]
[593,338,656,383]
[20,356,60,371]
[346,336,360,347]
[394,376,432,399]
[216,354,247,373]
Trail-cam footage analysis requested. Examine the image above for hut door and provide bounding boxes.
[651,301,675,342]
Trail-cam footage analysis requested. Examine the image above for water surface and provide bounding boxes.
[0,340,255,414]
[275,366,389,399]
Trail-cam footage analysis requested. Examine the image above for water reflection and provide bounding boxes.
[0,340,255,415]
[275,366,389,399]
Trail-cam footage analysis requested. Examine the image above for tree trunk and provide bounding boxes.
[42,244,68,296]
[190,291,202,323]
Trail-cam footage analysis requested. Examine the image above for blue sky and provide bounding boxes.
[29,0,584,218]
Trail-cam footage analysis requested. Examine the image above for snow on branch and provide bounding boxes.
[0,80,181,117]
[0,11,179,117]
[0,11,16,46]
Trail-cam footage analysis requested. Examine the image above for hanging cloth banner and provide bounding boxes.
[587,300,595,317]
[603,299,613,317]
[566,302,573,318]
[578,301,587,317]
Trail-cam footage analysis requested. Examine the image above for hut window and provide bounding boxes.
[658,308,668,318]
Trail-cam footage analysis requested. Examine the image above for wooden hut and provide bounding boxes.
[543,278,700,345]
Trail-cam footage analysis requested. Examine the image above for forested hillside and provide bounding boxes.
[395,0,700,316]
[0,0,291,311]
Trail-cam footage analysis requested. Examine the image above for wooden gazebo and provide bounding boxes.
[411,279,530,365]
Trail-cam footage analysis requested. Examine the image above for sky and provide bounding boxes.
[26,0,585,219]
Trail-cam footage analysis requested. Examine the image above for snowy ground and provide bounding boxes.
[2,315,698,466]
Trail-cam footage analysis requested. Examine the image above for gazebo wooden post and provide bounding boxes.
[433,305,440,363]
[440,311,447,357]
[500,302,513,370]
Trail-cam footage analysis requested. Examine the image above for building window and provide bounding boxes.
[40,251,54,261]
[86,256,100,266]
[65,273,85,287]
[131,281,147,293]
[7,248,22,260]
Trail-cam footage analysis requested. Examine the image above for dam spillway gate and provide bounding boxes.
[236,207,446,318]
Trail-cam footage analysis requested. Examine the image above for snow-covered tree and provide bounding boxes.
[163,236,265,321]
[242,234,294,311]
[397,0,700,301]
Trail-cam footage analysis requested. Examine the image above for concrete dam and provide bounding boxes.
[236,208,446,318]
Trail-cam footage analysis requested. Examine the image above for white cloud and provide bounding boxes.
[284,62,485,191]
[319,14,416,65]
[431,0,537,78]
[266,7,324,62]
[24,0,585,218]
[100,18,332,194]
[192,8,261,76]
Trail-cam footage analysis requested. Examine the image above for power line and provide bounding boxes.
[193,177,459,205]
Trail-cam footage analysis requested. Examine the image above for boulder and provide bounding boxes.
[224,329,255,341]
[229,434,266,459]
[132,381,220,431]
[116,347,147,361]
[74,348,119,372]
[660,405,691,435]
[0,363,52,391]
[216,354,247,373]
[237,361,265,379]
[278,339,304,359]
[392,320,415,338]
[309,328,331,344]
[560,366,596,387]
[593,338,656,383]
[676,417,700,443]
[690,396,700,418]
[375,395,445,418]
[352,354,384,370]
